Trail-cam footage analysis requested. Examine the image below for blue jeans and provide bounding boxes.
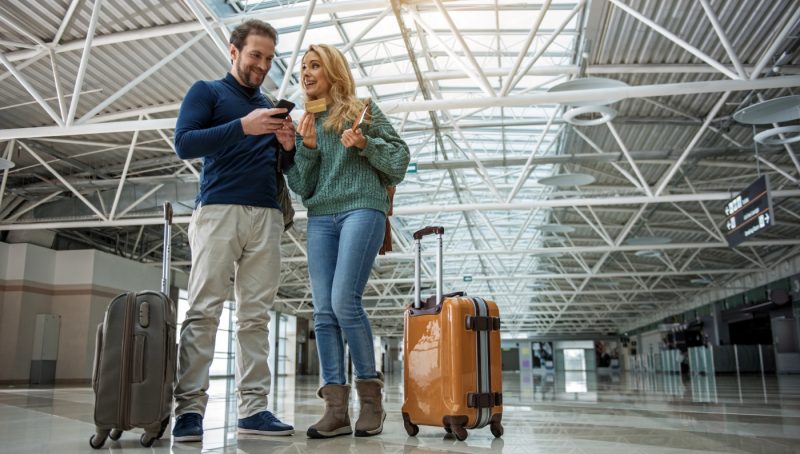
[307,208,385,385]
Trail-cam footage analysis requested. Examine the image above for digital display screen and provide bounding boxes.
[723,175,774,248]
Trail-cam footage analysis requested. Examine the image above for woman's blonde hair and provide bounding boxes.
[302,44,366,132]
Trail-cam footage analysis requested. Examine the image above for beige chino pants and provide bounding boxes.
[174,204,282,419]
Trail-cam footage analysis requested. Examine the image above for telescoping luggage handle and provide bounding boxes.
[412,226,444,309]
[161,202,172,295]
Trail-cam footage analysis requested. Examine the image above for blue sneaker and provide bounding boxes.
[172,413,203,442]
[238,410,294,436]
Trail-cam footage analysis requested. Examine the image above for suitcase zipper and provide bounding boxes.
[118,292,136,427]
[158,292,175,424]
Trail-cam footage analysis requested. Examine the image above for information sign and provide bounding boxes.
[723,175,774,247]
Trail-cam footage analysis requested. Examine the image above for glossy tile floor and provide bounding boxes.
[1,370,799,453]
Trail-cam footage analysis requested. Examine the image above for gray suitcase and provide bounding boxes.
[89,202,177,449]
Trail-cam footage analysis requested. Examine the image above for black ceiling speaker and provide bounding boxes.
[770,288,791,306]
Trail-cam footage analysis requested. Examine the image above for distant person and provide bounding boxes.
[680,351,690,377]
[171,19,296,442]
[287,44,410,438]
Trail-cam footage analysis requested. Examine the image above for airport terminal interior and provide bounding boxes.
[1,0,800,452]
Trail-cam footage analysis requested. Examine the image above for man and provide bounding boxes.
[171,19,296,442]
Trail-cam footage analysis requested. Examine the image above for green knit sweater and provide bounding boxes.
[286,99,410,216]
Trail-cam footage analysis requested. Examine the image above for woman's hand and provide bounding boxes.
[297,112,316,149]
[275,116,296,151]
[341,128,367,150]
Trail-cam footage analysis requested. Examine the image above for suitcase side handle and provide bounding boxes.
[413,226,444,309]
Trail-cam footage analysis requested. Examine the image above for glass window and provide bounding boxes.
[276,313,297,377]
[563,348,585,370]
[277,314,288,376]
[564,371,588,393]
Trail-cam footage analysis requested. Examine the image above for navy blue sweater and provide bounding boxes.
[174,73,291,209]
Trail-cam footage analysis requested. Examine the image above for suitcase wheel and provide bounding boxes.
[402,413,419,437]
[450,424,467,441]
[140,433,157,448]
[490,421,504,438]
[89,432,108,450]
[109,429,123,441]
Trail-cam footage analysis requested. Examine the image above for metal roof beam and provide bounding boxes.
[5,75,799,140]
[1,0,390,63]
[4,189,800,230]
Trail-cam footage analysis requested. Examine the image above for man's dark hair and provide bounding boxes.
[229,20,278,50]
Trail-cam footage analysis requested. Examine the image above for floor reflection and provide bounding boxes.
[1,370,799,453]
[510,368,796,407]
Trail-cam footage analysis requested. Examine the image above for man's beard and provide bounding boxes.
[236,60,265,88]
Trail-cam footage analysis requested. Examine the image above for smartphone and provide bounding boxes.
[271,99,295,119]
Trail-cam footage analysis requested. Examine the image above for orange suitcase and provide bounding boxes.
[402,226,503,441]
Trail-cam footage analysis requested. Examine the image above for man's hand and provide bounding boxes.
[275,117,296,151]
[297,112,317,149]
[241,108,289,135]
[341,128,367,150]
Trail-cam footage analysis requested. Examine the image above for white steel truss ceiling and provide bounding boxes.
[1,0,799,337]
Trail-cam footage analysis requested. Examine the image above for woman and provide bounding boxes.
[286,44,410,439]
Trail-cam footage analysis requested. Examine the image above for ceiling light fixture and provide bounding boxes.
[690,277,712,285]
[625,236,672,246]
[537,173,595,187]
[534,224,576,233]
[732,95,800,124]
[548,77,629,127]
[0,158,15,171]
[546,77,630,107]
[634,249,662,258]
[753,125,800,145]
[536,251,565,258]
[562,105,618,126]
[733,95,800,146]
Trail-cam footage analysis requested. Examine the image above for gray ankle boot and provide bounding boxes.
[354,372,386,437]
[307,384,352,439]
